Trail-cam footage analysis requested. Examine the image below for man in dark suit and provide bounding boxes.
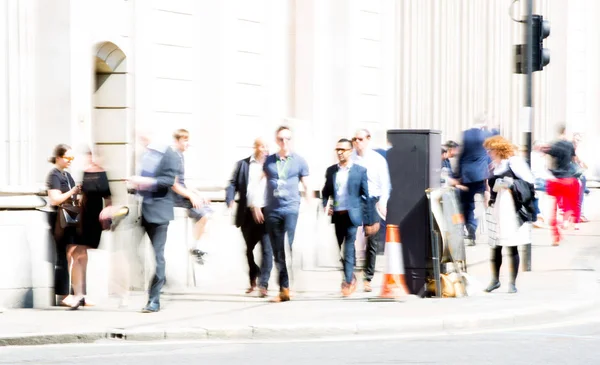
[457,125,496,245]
[226,137,272,296]
[322,138,378,297]
[128,131,180,313]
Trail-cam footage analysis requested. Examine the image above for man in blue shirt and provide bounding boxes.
[253,126,311,302]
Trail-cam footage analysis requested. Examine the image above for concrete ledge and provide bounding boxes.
[165,328,208,340]
[2,296,598,347]
[0,332,106,346]
[251,323,358,339]
[203,326,254,340]
[107,329,166,341]
[356,318,442,335]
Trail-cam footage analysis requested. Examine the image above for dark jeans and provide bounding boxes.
[532,197,539,221]
[333,213,357,284]
[579,175,586,219]
[363,218,382,282]
[265,210,299,290]
[142,217,169,305]
[459,180,487,239]
[241,208,273,288]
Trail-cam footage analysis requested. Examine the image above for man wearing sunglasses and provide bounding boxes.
[351,129,391,292]
[253,126,310,302]
[322,138,378,296]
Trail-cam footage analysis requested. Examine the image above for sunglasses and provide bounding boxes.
[277,137,292,142]
[335,148,352,152]
[62,156,75,162]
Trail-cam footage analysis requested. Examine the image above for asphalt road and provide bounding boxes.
[2,312,600,365]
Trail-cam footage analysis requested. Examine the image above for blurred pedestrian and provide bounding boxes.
[457,118,495,245]
[75,149,113,307]
[442,140,459,178]
[46,144,83,309]
[542,125,580,246]
[171,129,212,264]
[483,135,535,294]
[128,131,180,313]
[351,129,391,292]
[572,133,588,223]
[256,126,311,302]
[226,137,272,296]
[530,141,553,226]
[322,138,378,297]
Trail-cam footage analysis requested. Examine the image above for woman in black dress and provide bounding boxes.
[81,150,112,251]
[46,144,82,309]
[79,150,113,304]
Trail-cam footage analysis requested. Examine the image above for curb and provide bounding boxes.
[1,297,598,347]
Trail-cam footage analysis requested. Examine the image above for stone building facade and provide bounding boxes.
[1,0,598,307]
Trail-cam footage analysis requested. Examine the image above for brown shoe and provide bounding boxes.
[245,278,257,294]
[258,287,268,298]
[341,283,350,297]
[270,288,290,303]
[363,280,372,292]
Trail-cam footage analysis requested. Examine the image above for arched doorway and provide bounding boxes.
[92,42,130,204]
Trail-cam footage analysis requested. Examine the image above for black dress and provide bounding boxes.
[81,171,111,249]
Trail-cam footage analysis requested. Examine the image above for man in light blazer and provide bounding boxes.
[128,131,180,313]
[322,138,379,297]
[226,138,272,296]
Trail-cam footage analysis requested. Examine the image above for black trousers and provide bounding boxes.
[363,197,381,282]
[240,208,273,288]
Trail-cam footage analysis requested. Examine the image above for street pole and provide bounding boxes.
[521,0,533,272]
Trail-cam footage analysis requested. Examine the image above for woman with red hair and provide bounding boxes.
[483,136,535,294]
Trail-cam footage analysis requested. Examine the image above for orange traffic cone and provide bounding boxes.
[380,224,410,299]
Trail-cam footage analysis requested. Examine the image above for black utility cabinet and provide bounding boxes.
[385,129,441,296]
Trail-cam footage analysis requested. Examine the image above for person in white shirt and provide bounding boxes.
[351,129,392,292]
[225,138,272,296]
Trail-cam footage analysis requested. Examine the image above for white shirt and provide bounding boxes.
[493,156,535,184]
[333,164,351,211]
[351,149,391,208]
[530,151,553,180]
[246,155,266,208]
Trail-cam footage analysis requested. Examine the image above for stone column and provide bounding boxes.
[0,0,36,187]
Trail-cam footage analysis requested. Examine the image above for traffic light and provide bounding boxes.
[514,14,550,74]
[531,15,550,71]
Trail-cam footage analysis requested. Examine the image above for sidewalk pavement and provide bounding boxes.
[1,192,599,346]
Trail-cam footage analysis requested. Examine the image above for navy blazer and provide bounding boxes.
[321,164,374,227]
[225,157,251,228]
[458,127,495,183]
[140,146,180,225]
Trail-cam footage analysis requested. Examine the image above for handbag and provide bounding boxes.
[428,272,466,298]
[58,203,81,228]
[58,175,81,229]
